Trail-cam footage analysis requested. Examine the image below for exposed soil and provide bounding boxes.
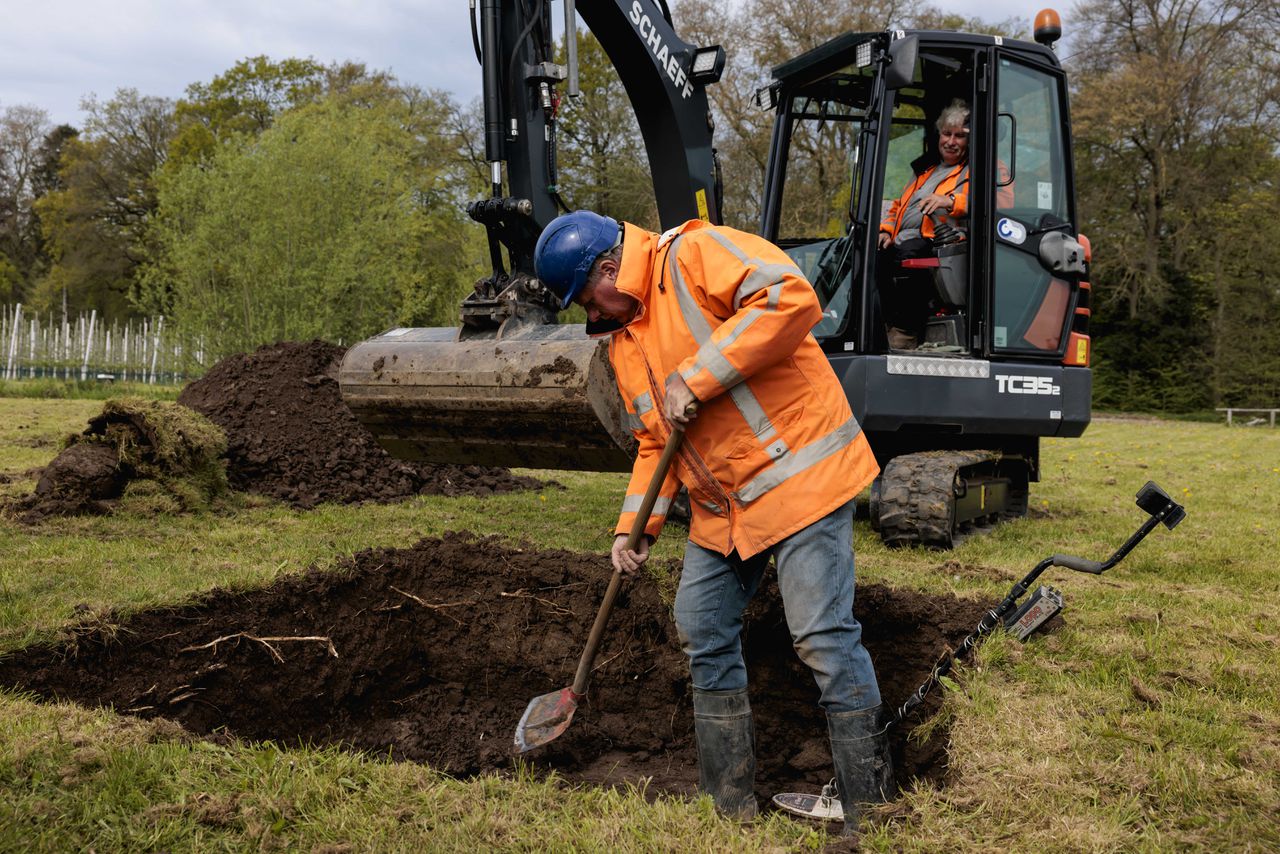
[7,342,550,521]
[0,533,990,803]
[21,441,126,519]
[174,340,548,509]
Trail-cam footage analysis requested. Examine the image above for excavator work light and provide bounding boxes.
[855,40,873,67]
[690,45,726,83]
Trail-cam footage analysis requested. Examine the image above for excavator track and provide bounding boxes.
[874,450,1029,549]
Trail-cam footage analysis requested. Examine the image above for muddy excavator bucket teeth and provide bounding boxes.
[339,326,635,472]
[514,687,580,752]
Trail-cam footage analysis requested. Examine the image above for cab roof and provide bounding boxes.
[770,29,1060,86]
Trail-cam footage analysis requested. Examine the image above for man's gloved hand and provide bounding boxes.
[611,533,652,576]
[664,373,699,425]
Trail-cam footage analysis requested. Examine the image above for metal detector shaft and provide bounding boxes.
[888,481,1186,728]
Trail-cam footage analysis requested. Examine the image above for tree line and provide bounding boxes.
[0,0,1276,410]
[0,58,489,362]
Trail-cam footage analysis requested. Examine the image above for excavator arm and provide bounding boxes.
[340,0,725,470]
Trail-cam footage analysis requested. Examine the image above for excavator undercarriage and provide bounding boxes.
[872,450,1030,549]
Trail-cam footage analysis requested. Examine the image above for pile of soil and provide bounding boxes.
[174,340,546,509]
[0,534,991,800]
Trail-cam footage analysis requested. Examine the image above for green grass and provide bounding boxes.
[0,378,184,401]
[2,398,1279,851]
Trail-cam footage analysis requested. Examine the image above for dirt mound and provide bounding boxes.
[0,534,990,801]
[176,341,546,508]
[9,398,228,523]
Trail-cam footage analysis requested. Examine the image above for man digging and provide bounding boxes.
[533,210,893,832]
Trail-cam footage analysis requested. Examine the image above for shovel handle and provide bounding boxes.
[570,424,686,697]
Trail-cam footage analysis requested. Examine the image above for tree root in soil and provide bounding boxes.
[179,633,338,663]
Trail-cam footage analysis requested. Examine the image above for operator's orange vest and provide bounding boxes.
[608,220,880,559]
[880,159,1015,241]
[880,161,972,242]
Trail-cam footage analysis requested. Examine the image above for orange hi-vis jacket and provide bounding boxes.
[880,159,1014,242]
[607,219,880,559]
[880,161,973,242]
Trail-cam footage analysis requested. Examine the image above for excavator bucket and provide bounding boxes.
[339,326,635,472]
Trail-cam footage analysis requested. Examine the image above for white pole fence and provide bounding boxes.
[0,304,202,384]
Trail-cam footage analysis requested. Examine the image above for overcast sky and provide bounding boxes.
[2,0,1054,128]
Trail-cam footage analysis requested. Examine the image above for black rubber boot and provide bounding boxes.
[692,688,758,819]
[828,704,895,836]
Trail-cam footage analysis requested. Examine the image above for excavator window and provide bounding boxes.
[872,47,978,352]
[774,62,878,340]
[990,56,1075,355]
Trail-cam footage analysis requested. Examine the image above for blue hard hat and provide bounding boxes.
[534,211,621,309]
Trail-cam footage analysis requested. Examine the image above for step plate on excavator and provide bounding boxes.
[339,325,635,472]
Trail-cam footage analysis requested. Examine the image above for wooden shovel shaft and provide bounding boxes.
[570,425,685,697]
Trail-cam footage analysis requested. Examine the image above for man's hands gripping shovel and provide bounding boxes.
[514,396,696,754]
[609,376,697,578]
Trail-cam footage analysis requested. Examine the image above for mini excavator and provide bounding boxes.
[339,2,1092,548]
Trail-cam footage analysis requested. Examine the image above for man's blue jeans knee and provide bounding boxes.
[673,499,881,713]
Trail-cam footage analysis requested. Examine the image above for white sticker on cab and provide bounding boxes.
[997,218,1027,245]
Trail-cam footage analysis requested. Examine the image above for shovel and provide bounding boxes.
[514,423,686,753]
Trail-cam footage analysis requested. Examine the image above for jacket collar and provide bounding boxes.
[613,221,656,306]
[615,218,707,305]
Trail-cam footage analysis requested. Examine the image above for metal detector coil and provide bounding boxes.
[772,779,844,822]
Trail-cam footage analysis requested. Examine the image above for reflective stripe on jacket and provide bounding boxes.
[607,220,880,559]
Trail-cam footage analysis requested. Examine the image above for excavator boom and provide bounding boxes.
[341,0,723,474]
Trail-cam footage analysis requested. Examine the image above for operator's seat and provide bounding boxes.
[898,241,969,348]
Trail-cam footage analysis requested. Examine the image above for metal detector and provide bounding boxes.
[772,480,1186,822]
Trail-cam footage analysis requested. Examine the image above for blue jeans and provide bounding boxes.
[673,499,881,713]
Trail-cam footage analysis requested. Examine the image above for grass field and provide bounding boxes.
[1,395,1278,851]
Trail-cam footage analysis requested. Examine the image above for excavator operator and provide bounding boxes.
[877,99,1015,350]
[877,98,974,350]
[534,209,892,833]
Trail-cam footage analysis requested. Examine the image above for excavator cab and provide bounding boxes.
[760,31,1086,361]
[757,29,1092,545]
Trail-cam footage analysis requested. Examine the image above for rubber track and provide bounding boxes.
[877,450,1001,549]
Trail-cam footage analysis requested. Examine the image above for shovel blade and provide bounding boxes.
[514,687,580,753]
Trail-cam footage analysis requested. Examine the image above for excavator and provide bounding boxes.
[338,1,1092,548]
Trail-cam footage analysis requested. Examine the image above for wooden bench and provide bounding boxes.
[1217,408,1280,427]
